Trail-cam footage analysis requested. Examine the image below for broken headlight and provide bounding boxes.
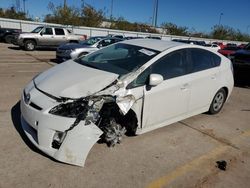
[49,101,88,118]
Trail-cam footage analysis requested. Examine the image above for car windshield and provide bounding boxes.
[75,43,160,76]
[31,26,44,33]
[244,43,250,50]
[80,37,103,46]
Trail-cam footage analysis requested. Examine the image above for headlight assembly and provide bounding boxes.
[49,100,88,118]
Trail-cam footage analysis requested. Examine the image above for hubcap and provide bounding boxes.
[213,92,224,111]
[27,43,34,50]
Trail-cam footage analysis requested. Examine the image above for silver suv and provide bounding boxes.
[13,26,82,51]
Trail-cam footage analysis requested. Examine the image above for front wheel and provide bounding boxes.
[208,89,226,114]
[24,40,36,51]
[4,35,12,43]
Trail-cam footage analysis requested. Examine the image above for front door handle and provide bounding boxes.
[211,74,217,80]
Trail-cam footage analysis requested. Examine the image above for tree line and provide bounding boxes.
[0,3,249,42]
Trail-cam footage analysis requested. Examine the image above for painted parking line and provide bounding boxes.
[146,130,250,188]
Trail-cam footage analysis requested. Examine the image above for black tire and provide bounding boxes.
[4,35,12,43]
[24,40,36,51]
[78,52,88,58]
[208,89,226,114]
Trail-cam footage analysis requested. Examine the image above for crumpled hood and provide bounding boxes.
[34,60,119,98]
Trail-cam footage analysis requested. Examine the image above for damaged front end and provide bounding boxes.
[49,93,138,166]
[21,80,138,167]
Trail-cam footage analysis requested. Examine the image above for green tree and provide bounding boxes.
[211,25,250,41]
[81,4,104,27]
[110,17,158,33]
[161,22,188,36]
[44,2,81,25]
[0,7,31,20]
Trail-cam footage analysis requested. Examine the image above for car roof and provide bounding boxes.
[121,39,184,52]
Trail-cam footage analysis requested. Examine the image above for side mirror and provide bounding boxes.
[149,74,163,86]
[40,32,43,36]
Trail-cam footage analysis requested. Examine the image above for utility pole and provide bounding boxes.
[152,0,155,26]
[218,13,223,25]
[110,0,113,20]
[23,0,25,13]
[152,0,159,27]
[16,0,20,11]
[64,0,67,9]
[154,0,158,27]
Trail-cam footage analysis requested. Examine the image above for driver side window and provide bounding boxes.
[151,49,187,80]
[127,49,188,89]
[42,28,53,35]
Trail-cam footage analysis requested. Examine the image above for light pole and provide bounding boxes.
[110,0,113,20]
[218,13,223,25]
[23,0,26,14]
[152,0,159,27]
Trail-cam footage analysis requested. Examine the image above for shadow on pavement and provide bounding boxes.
[8,46,56,51]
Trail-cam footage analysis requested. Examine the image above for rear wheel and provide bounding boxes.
[209,89,226,114]
[24,40,36,51]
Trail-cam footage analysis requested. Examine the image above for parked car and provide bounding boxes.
[212,42,225,49]
[238,43,246,48]
[231,43,250,85]
[21,39,233,167]
[172,39,206,46]
[106,34,124,39]
[204,44,221,51]
[146,36,161,40]
[218,46,241,58]
[56,36,123,62]
[124,36,144,40]
[226,43,237,47]
[0,27,21,43]
[12,26,83,51]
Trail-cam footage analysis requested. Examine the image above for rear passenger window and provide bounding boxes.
[188,48,221,73]
[55,28,65,35]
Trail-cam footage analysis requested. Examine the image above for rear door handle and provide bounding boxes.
[181,83,189,90]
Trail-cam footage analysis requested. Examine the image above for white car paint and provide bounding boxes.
[20,39,234,167]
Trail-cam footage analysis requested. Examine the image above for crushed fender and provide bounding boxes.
[50,81,138,166]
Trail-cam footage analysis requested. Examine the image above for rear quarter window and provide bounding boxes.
[188,48,221,73]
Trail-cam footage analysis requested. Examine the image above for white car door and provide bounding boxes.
[187,48,221,112]
[130,49,191,129]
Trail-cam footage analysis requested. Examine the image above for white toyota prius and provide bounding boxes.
[21,39,234,167]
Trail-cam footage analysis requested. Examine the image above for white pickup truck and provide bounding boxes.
[13,26,84,51]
